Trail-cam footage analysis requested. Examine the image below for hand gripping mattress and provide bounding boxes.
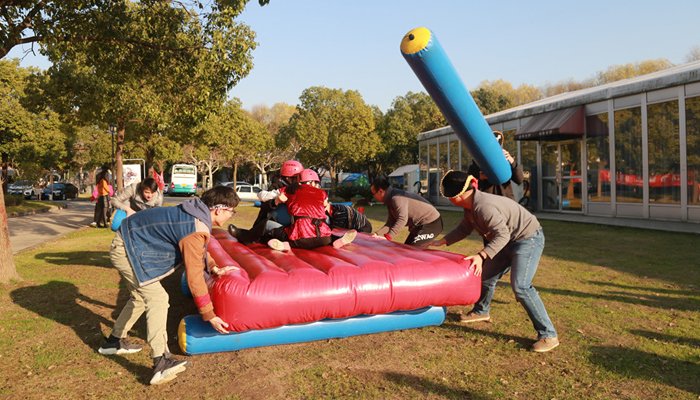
[206,229,481,332]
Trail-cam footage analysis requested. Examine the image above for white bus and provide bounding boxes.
[169,164,197,196]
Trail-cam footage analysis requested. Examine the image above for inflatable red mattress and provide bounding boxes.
[206,229,481,332]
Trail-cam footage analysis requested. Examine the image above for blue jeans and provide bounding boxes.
[471,228,557,339]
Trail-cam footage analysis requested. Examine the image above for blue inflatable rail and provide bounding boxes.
[178,306,447,355]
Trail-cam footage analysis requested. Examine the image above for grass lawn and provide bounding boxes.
[1,204,699,399]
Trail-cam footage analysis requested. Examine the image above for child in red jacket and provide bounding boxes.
[266,169,355,251]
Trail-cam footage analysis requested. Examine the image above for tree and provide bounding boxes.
[372,92,446,179]
[34,0,261,190]
[279,86,379,189]
[195,99,266,185]
[249,103,298,186]
[184,144,225,190]
[593,58,674,85]
[0,59,28,283]
[1,0,270,60]
[685,45,700,63]
[541,77,592,97]
[0,174,20,283]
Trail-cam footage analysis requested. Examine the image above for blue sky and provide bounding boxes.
[7,0,700,113]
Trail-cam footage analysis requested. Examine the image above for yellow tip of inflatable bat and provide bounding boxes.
[177,318,187,353]
[401,27,432,55]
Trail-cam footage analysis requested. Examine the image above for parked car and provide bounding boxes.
[162,182,169,194]
[219,181,261,202]
[8,180,35,199]
[221,181,252,188]
[42,182,79,200]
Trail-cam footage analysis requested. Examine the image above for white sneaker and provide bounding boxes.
[333,229,357,249]
[89,222,97,227]
[268,239,291,251]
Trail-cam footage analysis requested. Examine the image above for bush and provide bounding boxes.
[334,185,356,201]
[4,194,25,207]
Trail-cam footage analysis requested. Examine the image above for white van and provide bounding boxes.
[169,164,197,196]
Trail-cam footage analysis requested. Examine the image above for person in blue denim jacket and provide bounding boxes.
[98,185,240,384]
[428,170,559,353]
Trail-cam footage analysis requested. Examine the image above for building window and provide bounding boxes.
[461,143,471,171]
[562,142,582,211]
[687,96,700,206]
[419,144,428,194]
[429,143,438,198]
[541,145,558,210]
[586,114,610,202]
[449,140,460,171]
[503,129,518,160]
[614,107,643,203]
[520,140,537,209]
[439,141,449,176]
[647,100,680,204]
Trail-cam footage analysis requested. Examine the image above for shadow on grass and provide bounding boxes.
[441,321,534,351]
[629,329,700,349]
[383,371,490,400]
[588,345,700,395]
[537,281,700,312]
[9,280,152,384]
[33,251,112,268]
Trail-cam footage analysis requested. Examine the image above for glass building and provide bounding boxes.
[417,60,700,224]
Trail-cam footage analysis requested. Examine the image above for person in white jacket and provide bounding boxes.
[111,177,164,217]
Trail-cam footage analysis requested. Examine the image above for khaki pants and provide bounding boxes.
[110,234,170,358]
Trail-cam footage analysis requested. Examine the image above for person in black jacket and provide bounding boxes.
[467,131,524,201]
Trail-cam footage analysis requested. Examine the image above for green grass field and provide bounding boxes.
[1,204,699,399]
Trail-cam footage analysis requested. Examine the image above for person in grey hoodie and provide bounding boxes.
[428,170,559,353]
[370,178,442,246]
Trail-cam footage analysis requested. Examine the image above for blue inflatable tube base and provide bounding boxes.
[178,306,447,355]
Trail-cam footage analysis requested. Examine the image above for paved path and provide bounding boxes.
[7,200,96,254]
[6,196,255,254]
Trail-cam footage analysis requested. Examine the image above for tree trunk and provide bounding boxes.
[0,177,21,283]
[1,153,8,194]
[115,119,127,191]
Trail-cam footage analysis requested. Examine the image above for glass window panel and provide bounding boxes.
[461,143,472,172]
[541,145,558,177]
[686,96,700,205]
[561,178,583,211]
[542,178,558,210]
[561,142,582,211]
[586,114,611,202]
[614,107,643,203]
[429,143,438,198]
[439,141,449,174]
[419,144,428,193]
[561,142,581,177]
[502,129,518,160]
[519,140,537,210]
[647,100,680,204]
[449,140,460,171]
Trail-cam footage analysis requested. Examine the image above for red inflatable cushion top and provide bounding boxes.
[207,229,481,332]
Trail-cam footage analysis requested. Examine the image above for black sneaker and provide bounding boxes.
[228,224,239,238]
[150,354,191,385]
[98,335,142,355]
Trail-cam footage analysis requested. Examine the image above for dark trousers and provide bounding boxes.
[236,200,279,245]
[405,216,443,246]
[93,195,110,228]
[264,226,332,250]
